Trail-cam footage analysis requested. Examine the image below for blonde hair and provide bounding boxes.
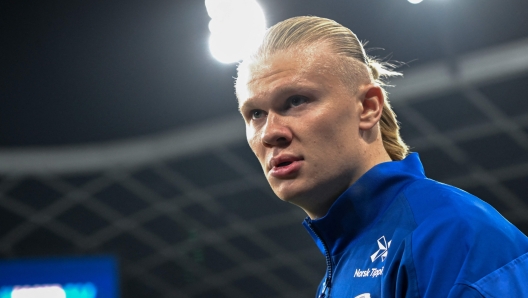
[236,16,409,160]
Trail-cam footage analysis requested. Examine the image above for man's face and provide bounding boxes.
[237,44,370,217]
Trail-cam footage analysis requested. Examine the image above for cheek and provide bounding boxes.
[305,106,358,155]
[308,108,353,138]
[246,129,265,161]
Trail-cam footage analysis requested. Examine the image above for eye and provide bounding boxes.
[251,109,265,120]
[288,95,307,107]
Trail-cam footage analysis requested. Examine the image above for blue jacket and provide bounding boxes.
[303,153,528,298]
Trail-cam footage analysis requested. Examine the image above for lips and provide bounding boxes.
[269,155,304,178]
[277,161,293,167]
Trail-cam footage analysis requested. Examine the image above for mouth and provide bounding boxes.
[277,161,293,167]
[268,156,304,178]
[269,156,302,170]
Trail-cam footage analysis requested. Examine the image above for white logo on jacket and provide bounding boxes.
[370,236,391,262]
[353,236,392,279]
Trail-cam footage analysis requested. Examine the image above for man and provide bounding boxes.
[235,16,528,297]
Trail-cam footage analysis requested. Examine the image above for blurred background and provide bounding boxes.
[1,0,528,297]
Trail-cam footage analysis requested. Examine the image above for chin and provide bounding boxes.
[273,185,313,206]
[269,175,324,204]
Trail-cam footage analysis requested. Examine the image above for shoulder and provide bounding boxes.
[401,178,501,228]
[396,178,528,295]
[400,178,527,254]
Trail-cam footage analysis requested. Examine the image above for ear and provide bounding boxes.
[358,85,384,131]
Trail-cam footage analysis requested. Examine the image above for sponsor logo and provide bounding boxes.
[353,236,392,279]
[370,236,391,262]
[355,294,371,298]
[353,267,384,278]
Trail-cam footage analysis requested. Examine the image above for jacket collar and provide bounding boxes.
[303,153,425,256]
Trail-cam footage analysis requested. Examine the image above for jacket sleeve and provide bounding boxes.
[447,284,484,298]
[409,206,528,298]
[456,252,528,297]
[399,180,528,298]
[447,251,528,298]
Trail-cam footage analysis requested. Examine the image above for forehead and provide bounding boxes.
[237,45,340,106]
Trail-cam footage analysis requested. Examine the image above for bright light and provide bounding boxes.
[408,0,423,4]
[1,283,97,298]
[205,0,266,63]
[11,285,66,298]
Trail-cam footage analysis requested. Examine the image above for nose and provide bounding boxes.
[261,113,292,147]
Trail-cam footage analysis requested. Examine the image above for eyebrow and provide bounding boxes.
[239,83,321,115]
[239,100,255,114]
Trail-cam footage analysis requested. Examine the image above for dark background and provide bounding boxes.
[1,0,528,297]
[3,0,527,146]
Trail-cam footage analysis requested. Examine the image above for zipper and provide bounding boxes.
[307,222,333,298]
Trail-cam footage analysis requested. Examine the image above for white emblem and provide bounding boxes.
[355,294,371,298]
[370,236,391,262]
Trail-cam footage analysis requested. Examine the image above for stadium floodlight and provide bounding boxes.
[205,0,266,64]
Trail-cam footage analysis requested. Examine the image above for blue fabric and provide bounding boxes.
[303,153,528,297]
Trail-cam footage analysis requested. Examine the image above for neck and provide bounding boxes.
[305,142,391,220]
